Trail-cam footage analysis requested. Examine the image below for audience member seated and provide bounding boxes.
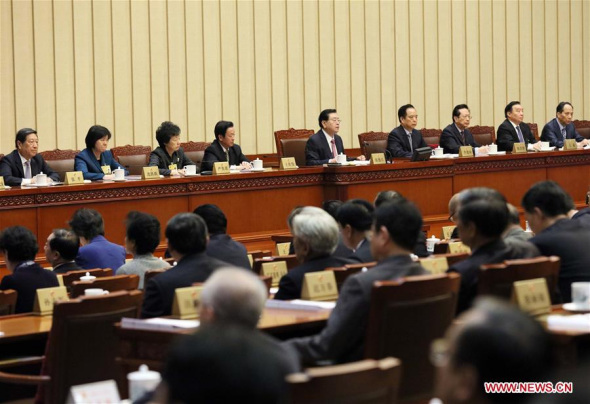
[0,226,59,313]
[440,104,489,155]
[496,101,541,152]
[568,195,590,228]
[502,203,532,247]
[374,190,429,257]
[522,181,590,302]
[336,199,375,263]
[201,121,251,172]
[141,213,226,318]
[148,121,196,176]
[283,198,427,365]
[274,207,354,300]
[433,297,551,404]
[447,192,461,239]
[448,188,539,313]
[193,204,250,269]
[43,229,81,274]
[74,125,128,181]
[321,200,354,258]
[387,104,428,158]
[69,208,126,271]
[117,211,170,289]
[0,128,60,186]
[541,102,589,149]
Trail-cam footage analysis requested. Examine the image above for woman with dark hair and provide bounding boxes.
[148,121,196,176]
[74,125,127,181]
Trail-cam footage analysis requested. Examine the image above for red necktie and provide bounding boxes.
[331,139,337,159]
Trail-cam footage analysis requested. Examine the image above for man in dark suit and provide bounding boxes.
[283,198,427,365]
[201,121,251,172]
[274,207,354,300]
[305,109,365,166]
[193,204,251,270]
[440,104,490,155]
[0,226,59,313]
[448,188,539,314]
[335,199,375,263]
[541,102,589,149]
[497,101,542,152]
[387,104,428,158]
[0,128,60,186]
[141,213,227,318]
[522,181,590,302]
[43,229,81,274]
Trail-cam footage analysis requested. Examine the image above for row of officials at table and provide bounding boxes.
[0,101,588,186]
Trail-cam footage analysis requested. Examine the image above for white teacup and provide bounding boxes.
[84,288,109,296]
[336,154,347,164]
[128,365,162,401]
[571,282,590,308]
[541,141,550,150]
[426,235,440,253]
[113,168,125,180]
[184,165,197,175]
[80,272,96,282]
[252,158,263,170]
[432,147,443,157]
[489,143,498,153]
[35,173,47,185]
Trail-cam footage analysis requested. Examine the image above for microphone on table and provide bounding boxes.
[363,142,393,163]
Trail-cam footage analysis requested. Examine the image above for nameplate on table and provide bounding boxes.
[142,166,160,180]
[420,257,449,274]
[68,380,120,404]
[275,242,291,256]
[34,286,69,316]
[57,274,64,287]
[280,157,298,170]
[0,176,5,190]
[563,139,577,151]
[512,143,526,154]
[261,261,288,288]
[370,153,386,165]
[458,146,474,157]
[101,165,112,175]
[213,161,230,175]
[168,163,177,170]
[448,242,471,254]
[172,285,203,319]
[511,278,551,316]
[441,226,456,240]
[301,271,339,302]
[65,171,84,185]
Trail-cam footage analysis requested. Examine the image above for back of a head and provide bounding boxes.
[336,199,374,232]
[193,204,227,235]
[459,199,509,238]
[374,190,403,208]
[321,199,343,220]
[522,180,572,217]
[165,325,289,404]
[292,206,339,257]
[49,229,79,261]
[68,208,104,241]
[459,187,506,207]
[506,203,521,226]
[0,226,38,263]
[165,213,208,256]
[125,211,161,255]
[373,198,422,251]
[200,267,267,329]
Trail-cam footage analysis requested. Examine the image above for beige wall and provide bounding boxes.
[2,0,589,154]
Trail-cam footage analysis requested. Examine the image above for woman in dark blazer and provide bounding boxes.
[75,125,127,181]
[148,121,195,176]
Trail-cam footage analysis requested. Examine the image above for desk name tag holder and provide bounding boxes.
[563,139,577,151]
[261,261,288,288]
[142,166,160,180]
[441,226,456,240]
[301,271,339,301]
[65,171,84,185]
[512,143,527,154]
[213,162,230,175]
[458,146,474,157]
[420,257,449,275]
[172,286,203,319]
[511,278,551,316]
[370,153,386,165]
[34,286,69,316]
[448,242,471,254]
[275,242,291,257]
[0,176,5,190]
[101,166,112,175]
[280,157,298,170]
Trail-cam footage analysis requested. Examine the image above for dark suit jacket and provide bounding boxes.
[571,207,590,228]
[76,235,126,272]
[529,219,590,302]
[148,146,196,176]
[349,238,373,263]
[448,239,539,313]
[207,233,251,270]
[52,261,82,274]
[141,252,227,318]
[387,125,428,158]
[0,150,60,186]
[440,124,480,154]
[541,118,584,148]
[305,130,346,166]
[0,262,59,313]
[274,255,355,301]
[74,148,127,181]
[284,254,427,365]
[496,120,537,152]
[201,139,249,172]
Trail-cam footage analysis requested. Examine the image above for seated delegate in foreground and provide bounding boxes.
[148,121,196,176]
[117,211,170,289]
[0,128,59,186]
[201,121,250,171]
[74,125,128,181]
[336,199,375,263]
[541,101,589,149]
[283,198,427,365]
[43,229,81,274]
[0,226,59,313]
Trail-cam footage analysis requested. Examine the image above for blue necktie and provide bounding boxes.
[516,126,525,143]
[561,127,567,141]
[407,133,413,152]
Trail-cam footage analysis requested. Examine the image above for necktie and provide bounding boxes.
[331,138,337,159]
[562,127,567,141]
[460,131,466,145]
[225,149,229,163]
[24,161,31,179]
[516,125,525,143]
[407,133,413,152]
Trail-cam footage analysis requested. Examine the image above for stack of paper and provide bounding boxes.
[546,314,590,332]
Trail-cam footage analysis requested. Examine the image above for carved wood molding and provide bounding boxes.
[274,128,314,157]
[36,184,188,204]
[573,120,590,129]
[0,194,36,207]
[39,149,79,160]
[454,157,546,173]
[180,141,211,152]
[325,166,454,183]
[546,153,590,166]
[111,145,151,157]
[188,174,324,192]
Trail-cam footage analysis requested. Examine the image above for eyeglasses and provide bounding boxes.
[430,338,450,367]
[460,115,473,119]
[329,118,342,123]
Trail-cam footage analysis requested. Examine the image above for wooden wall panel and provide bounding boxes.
[286,0,305,131]
[167,0,188,140]
[318,0,335,116]
[302,0,320,132]
[349,0,366,147]
[465,0,480,125]
[531,0,546,126]
[518,0,533,122]
[270,0,289,137]
[333,0,352,144]
[408,0,424,124]
[491,0,507,125]
[569,0,584,120]
[544,0,558,119]
[437,0,453,128]
[505,0,520,102]
[478,0,494,126]
[451,0,466,105]
[148,0,169,137]
[185,0,206,142]
[219,0,239,141]
[92,0,114,131]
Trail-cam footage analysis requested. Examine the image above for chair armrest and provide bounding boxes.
[0,370,50,385]
[0,356,44,369]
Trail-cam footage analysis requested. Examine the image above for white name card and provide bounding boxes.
[563,139,577,151]
[34,286,69,316]
[65,171,84,185]
[280,157,298,170]
[370,153,386,165]
[0,176,5,190]
[419,257,449,274]
[301,271,339,301]
[101,165,112,175]
[275,242,291,256]
[448,242,471,254]
[441,226,456,240]
[511,278,551,316]
[512,143,527,154]
[458,146,474,157]
[67,379,120,404]
[172,286,203,319]
[142,166,160,180]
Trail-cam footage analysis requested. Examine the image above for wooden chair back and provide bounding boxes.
[111,145,152,175]
[144,268,169,285]
[252,255,299,275]
[469,125,496,145]
[286,357,401,404]
[180,141,211,170]
[274,129,314,166]
[573,119,590,139]
[39,149,79,181]
[358,131,389,159]
[420,128,442,146]
[364,273,460,401]
[271,234,293,244]
[435,252,470,267]
[0,289,17,316]
[326,262,377,291]
[61,268,113,287]
[527,122,540,141]
[478,256,561,302]
[71,275,140,298]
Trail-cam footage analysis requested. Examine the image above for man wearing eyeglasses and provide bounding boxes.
[387,104,428,158]
[305,109,366,166]
[440,104,490,155]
